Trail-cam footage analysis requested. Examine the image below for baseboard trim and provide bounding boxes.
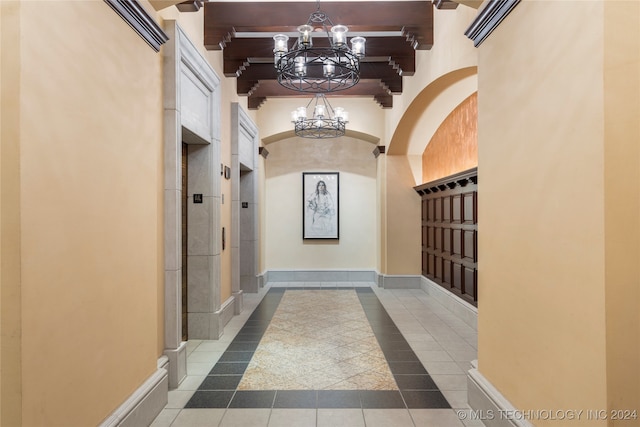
[99,363,168,427]
[264,269,378,283]
[212,295,236,339]
[421,276,477,330]
[164,342,187,389]
[233,290,244,314]
[467,366,534,427]
[379,274,422,289]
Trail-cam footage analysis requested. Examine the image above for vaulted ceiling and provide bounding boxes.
[199,1,441,109]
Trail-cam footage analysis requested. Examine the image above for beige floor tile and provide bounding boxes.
[188,351,223,364]
[317,408,365,427]
[363,409,415,427]
[409,340,444,351]
[415,350,454,362]
[166,390,196,409]
[177,375,206,391]
[421,361,465,375]
[170,409,226,427]
[187,362,216,376]
[409,408,466,427]
[219,408,271,427]
[431,374,468,391]
[268,409,316,427]
[441,390,470,409]
[446,349,478,362]
[194,341,232,352]
[461,417,490,427]
[148,408,180,427]
[148,283,483,427]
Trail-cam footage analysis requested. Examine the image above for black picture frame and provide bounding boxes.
[303,172,339,239]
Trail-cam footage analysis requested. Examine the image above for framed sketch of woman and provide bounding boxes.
[303,172,339,239]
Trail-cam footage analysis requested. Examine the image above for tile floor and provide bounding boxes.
[237,289,398,391]
[150,282,484,427]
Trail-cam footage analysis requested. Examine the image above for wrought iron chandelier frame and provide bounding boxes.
[294,117,346,139]
[273,5,365,94]
[292,94,348,139]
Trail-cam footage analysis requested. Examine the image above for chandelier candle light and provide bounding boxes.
[273,2,366,93]
[292,94,349,139]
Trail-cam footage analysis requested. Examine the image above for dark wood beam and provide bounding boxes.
[223,37,415,78]
[175,0,202,12]
[433,0,459,9]
[205,1,430,107]
[223,36,415,61]
[247,96,267,109]
[234,63,402,96]
[246,79,391,98]
[204,1,433,50]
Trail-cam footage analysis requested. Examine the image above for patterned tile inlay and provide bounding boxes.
[237,290,398,390]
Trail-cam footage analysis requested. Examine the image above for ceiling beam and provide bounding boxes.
[234,63,402,96]
[245,79,392,99]
[222,36,416,76]
[204,1,433,50]
[203,1,430,108]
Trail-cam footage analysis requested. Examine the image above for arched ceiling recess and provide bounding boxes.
[387,66,477,155]
[262,129,380,145]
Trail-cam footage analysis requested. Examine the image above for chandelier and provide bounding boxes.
[291,94,349,139]
[273,2,366,93]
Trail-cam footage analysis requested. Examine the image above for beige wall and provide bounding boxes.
[10,1,164,425]
[1,2,23,425]
[380,5,478,276]
[253,6,479,278]
[1,2,257,422]
[264,137,378,270]
[422,92,477,183]
[386,6,478,149]
[383,155,422,275]
[256,97,384,144]
[603,0,640,417]
[477,1,639,423]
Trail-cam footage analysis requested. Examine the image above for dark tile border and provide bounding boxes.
[185,286,451,409]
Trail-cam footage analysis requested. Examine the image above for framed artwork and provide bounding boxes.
[303,172,339,239]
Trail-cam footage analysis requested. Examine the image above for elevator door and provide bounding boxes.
[181,143,188,341]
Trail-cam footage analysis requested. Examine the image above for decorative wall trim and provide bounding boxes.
[468,366,534,427]
[98,365,168,427]
[265,270,378,283]
[262,271,443,290]
[104,0,168,52]
[163,20,221,385]
[414,167,477,196]
[380,274,422,289]
[414,167,478,306]
[464,0,521,47]
[231,103,260,296]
